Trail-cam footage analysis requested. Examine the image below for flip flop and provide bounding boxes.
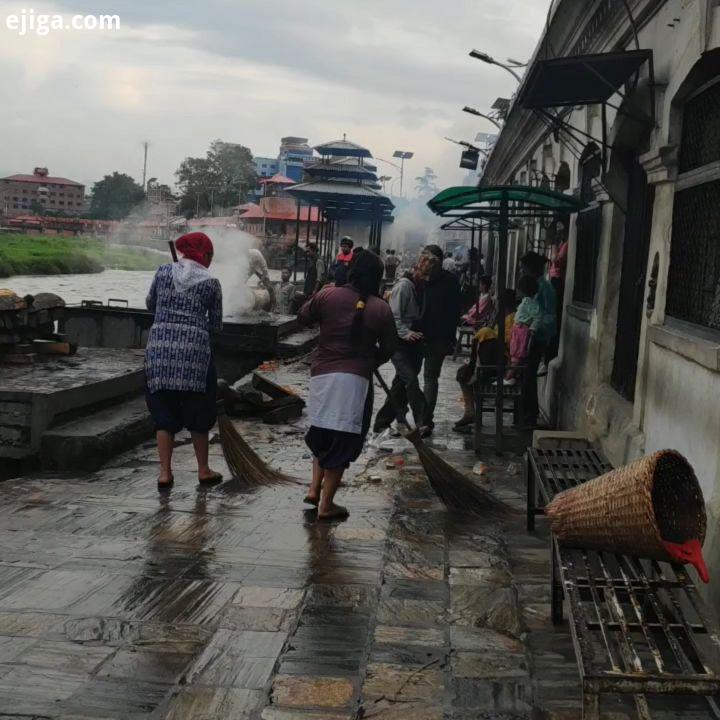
[317,504,349,521]
[303,495,319,506]
[157,475,174,491]
[198,471,223,486]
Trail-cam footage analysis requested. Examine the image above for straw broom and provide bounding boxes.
[168,239,298,487]
[373,370,509,517]
[216,401,300,486]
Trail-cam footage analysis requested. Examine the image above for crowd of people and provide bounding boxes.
[141,228,566,518]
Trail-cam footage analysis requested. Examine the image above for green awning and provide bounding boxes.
[427,184,586,217]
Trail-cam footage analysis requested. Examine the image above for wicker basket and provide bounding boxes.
[546,449,706,560]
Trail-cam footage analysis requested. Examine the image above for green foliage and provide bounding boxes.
[175,139,257,216]
[0,234,161,278]
[89,172,145,220]
[415,167,439,199]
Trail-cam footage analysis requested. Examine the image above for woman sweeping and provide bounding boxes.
[298,250,398,520]
[144,232,224,490]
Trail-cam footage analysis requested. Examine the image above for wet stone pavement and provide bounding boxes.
[0,356,590,719]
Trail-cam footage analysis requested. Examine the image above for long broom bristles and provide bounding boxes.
[217,405,300,487]
[403,428,511,517]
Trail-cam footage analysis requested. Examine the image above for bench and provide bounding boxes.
[526,431,720,719]
[452,326,475,360]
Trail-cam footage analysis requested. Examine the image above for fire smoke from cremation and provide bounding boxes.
[202,227,260,318]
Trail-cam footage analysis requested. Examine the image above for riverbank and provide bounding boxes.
[0,234,162,278]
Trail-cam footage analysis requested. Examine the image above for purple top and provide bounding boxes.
[298,285,398,379]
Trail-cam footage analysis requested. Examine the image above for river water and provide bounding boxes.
[3,268,294,309]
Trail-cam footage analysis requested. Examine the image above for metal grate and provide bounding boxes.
[666,179,720,330]
[679,81,720,173]
[573,207,603,305]
[528,444,720,718]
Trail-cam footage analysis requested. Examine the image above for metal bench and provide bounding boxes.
[526,431,720,719]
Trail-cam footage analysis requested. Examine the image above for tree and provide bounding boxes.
[90,172,145,220]
[175,139,257,217]
[415,167,439,198]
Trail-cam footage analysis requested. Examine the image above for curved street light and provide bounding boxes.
[462,106,502,130]
[469,49,523,82]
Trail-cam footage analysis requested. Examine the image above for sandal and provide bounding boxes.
[318,504,349,521]
[198,471,223,486]
[157,475,174,491]
[303,495,319,506]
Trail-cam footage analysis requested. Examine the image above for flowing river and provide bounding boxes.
[3,268,295,309]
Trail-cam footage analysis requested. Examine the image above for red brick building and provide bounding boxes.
[0,167,86,217]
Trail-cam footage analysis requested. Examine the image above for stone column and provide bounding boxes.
[631,145,678,427]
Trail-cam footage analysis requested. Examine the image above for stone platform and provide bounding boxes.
[0,347,144,459]
[0,357,702,718]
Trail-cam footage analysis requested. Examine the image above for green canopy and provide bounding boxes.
[426,184,585,453]
[427,184,586,217]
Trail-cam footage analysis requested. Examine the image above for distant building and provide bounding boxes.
[253,156,280,179]
[0,167,86,216]
[277,137,313,182]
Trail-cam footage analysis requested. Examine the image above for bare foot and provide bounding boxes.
[318,503,349,521]
[157,473,174,490]
[198,468,223,485]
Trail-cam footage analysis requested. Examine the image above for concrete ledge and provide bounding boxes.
[648,322,720,372]
[40,395,154,471]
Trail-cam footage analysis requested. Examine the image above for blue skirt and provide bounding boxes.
[305,385,373,469]
[145,362,217,434]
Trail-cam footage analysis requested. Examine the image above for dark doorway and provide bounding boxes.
[611,153,655,400]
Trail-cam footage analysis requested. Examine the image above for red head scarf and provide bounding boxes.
[175,232,214,268]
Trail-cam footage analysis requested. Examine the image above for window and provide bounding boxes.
[572,145,603,305]
[666,79,720,330]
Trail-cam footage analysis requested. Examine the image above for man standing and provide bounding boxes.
[417,245,463,431]
[274,267,296,315]
[373,265,428,435]
[303,242,327,297]
[384,249,400,281]
[332,236,354,285]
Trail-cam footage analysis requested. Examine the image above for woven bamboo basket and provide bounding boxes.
[546,449,706,560]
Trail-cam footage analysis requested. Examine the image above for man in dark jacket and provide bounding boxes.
[417,244,463,430]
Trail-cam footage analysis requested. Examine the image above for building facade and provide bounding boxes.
[253,156,279,179]
[480,0,720,605]
[277,137,313,182]
[0,167,86,216]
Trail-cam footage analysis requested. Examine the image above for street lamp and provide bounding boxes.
[378,175,392,193]
[469,49,523,82]
[392,150,414,198]
[462,106,502,130]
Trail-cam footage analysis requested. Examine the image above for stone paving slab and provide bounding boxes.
[0,354,635,719]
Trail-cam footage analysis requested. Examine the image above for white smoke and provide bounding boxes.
[202,227,258,318]
[383,198,443,253]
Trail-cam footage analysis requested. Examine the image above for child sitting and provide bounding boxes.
[461,275,496,330]
[504,275,542,386]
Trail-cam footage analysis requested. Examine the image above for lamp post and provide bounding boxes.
[462,106,503,130]
[378,175,392,193]
[393,150,414,198]
[469,49,525,82]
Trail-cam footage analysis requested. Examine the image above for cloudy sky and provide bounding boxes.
[0,0,547,196]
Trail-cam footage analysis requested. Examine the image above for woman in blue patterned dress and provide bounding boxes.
[144,232,224,490]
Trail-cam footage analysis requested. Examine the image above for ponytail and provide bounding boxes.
[348,250,383,342]
[351,293,369,341]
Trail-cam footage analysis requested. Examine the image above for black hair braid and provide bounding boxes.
[348,250,383,342]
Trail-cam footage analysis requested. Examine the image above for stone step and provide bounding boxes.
[277,328,318,358]
[40,395,153,472]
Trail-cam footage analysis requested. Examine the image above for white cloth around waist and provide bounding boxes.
[308,372,369,434]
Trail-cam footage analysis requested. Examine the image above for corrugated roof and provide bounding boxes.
[239,205,320,222]
[314,139,372,158]
[259,173,296,186]
[2,173,83,187]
